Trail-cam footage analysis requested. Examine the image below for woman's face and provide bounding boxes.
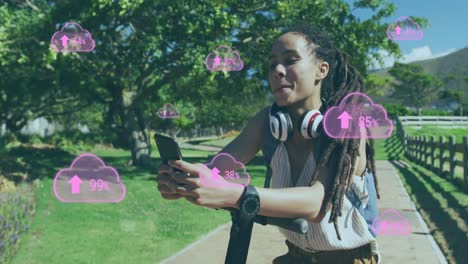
[268,32,328,107]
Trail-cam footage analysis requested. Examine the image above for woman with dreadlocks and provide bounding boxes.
[157,24,381,263]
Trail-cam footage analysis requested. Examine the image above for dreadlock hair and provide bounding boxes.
[278,24,380,240]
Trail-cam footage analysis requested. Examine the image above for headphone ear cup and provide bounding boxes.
[311,115,323,138]
[269,114,280,140]
[300,110,323,139]
[269,105,292,141]
[283,112,293,141]
[276,112,292,141]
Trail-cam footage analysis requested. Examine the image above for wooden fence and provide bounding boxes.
[399,116,468,127]
[395,117,468,191]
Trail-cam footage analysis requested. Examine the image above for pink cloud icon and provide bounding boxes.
[200,153,250,188]
[372,209,411,236]
[205,45,244,71]
[51,22,95,52]
[387,16,424,41]
[158,103,180,119]
[323,92,393,139]
[53,154,126,203]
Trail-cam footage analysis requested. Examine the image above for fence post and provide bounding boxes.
[403,130,407,153]
[418,136,424,164]
[431,136,436,170]
[449,135,456,180]
[463,136,468,191]
[440,136,445,177]
[405,135,410,159]
[415,136,419,163]
[419,136,424,164]
[420,136,424,164]
[424,136,429,167]
[411,136,415,160]
[407,136,412,159]
[415,136,419,161]
[411,136,414,159]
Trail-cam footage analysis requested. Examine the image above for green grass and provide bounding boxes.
[199,137,236,148]
[383,130,468,263]
[403,126,467,184]
[8,145,268,264]
[404,126,468,143]
[391,160,468,263]
[6,128,467,263]
[12,177,231,264]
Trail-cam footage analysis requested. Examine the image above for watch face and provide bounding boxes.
[245,198,259,212]
[243,196,260,217]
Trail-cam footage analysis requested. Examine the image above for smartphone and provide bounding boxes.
[154,133,183,170]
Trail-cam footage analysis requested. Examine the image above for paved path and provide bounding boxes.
[179,142,222,152]
[160,160,447,264]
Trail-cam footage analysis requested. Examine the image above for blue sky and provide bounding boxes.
[346,0,468,68]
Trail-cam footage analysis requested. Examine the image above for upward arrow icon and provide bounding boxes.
[211,167,221,180]
[337,111,353,129]
[60,35,69,48]
[68,175,83,194]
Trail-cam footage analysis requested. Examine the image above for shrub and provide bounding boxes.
[0,177,16,192]
[26,135,43,145]
[42,130,107,151]
[0,188,35,263]
[383,104,457,117]
[0,133,19,150]
[420,109,452,116]
[382,103,415,118]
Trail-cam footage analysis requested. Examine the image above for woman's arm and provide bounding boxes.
[228,186,327,222]
[169,160,331,222]
[156,107,268,199]
[223,137,367,222]
[168,121,367,223]
[217,106,269,165]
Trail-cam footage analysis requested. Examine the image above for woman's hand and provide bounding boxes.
[168,160,244,209]
[156,164,185,200]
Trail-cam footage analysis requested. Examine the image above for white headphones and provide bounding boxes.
[269,103,324,141]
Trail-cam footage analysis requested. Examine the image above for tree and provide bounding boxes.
[389,62,442,116]
[439,89,463,116]
[0,1,88,134]
[1,0,427,167]
[365,74,391,96]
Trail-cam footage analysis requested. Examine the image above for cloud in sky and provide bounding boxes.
[369,46,457,70]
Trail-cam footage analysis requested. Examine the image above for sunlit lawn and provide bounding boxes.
[10,126,467,263]
[404,126,468,184]
[11,145,268,264]
[384,127,468,263]
[404,126,468,143]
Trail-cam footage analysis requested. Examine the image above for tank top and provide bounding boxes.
[270,142,380,255]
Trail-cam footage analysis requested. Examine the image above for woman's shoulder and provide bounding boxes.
[259,106,271,117]
[250,106,270,127]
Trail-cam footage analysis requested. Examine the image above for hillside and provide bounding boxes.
[372,46,468,106]
[414,47,468,92]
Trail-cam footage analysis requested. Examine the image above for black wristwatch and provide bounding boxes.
[239,185,260,220]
